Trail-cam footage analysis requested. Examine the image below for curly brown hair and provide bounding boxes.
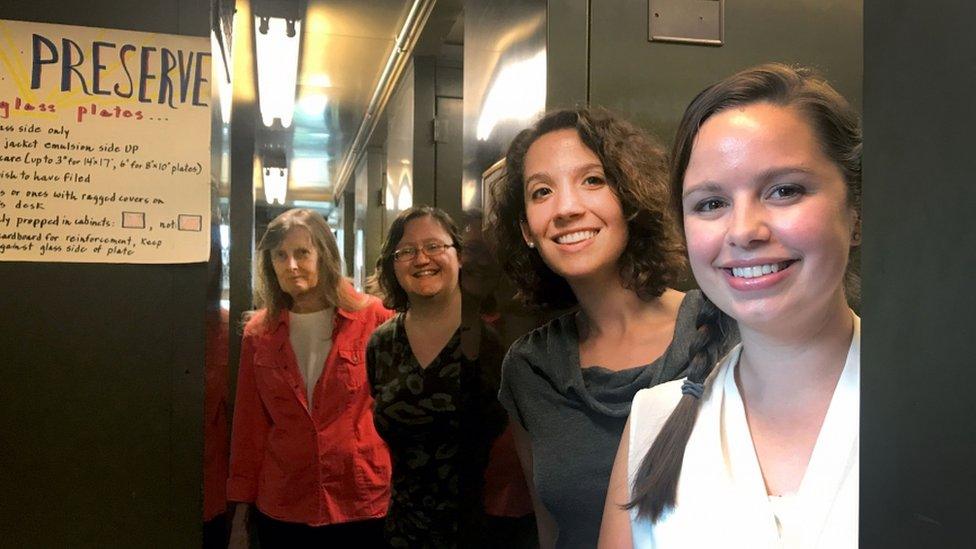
[373,206,464,312]
[484,107,685,310]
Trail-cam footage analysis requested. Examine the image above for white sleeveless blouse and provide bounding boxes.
[628,316,860,549]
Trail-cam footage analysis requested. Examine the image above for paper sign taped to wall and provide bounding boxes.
[0,19,211,263]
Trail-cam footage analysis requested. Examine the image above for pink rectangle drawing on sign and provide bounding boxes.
[178,214,203,232]
[122,211,146,229]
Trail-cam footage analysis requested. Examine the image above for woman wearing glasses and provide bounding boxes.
[368,206,501,547]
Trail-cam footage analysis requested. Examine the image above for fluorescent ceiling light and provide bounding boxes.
[255,16,301,128]
[263,166,288,205]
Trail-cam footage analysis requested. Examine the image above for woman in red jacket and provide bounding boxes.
[228,208,393,547]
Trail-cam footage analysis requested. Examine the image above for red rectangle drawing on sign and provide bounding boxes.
[178,214,203,232]
[122,211,146,229]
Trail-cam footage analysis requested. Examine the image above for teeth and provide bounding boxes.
[414,270,437,277]
[731,263,782,279]
[555,230,597,244]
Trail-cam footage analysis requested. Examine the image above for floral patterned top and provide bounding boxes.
[366,313,466,548]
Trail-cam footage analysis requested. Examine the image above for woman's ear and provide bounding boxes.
[519,220,535,249]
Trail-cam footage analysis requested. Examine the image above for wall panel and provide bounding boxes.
[0,1,209,546]
[588,0,862,143]
[862,1,976,546]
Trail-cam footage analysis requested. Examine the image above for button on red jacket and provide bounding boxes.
[227,296,394,526]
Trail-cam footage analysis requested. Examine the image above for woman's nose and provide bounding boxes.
[726,202,771,248]
[412,249,432,265]
[553,185,585,219]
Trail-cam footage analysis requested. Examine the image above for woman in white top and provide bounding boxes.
[599,63,862,548]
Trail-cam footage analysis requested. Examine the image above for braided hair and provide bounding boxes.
[626,296,729,519]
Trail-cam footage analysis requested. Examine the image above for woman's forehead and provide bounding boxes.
[398,216,451,243]
[275,226,314,248]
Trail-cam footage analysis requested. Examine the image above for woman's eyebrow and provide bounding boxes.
[682,181,724,199]
[572,162,605,177]
[524,171,550,187]
[756,166,815,182]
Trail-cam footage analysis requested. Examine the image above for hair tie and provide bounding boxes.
[681,378,705,399]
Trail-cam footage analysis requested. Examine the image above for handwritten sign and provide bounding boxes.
[0,19,210,263]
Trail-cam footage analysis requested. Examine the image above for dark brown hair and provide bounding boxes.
[628,63,863,521]
[484,107,685,309]
[253,208,365,332]
[373,206,463,312]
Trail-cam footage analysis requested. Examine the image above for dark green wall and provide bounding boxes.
[549,0,862,145]
[0,1,209,546]
[862,1,975,546]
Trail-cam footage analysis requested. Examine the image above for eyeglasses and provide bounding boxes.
[392,242,455,262]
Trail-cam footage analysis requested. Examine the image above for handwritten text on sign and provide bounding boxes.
[0,19,210,263]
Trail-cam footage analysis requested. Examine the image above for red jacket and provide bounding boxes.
[227,296,394,525]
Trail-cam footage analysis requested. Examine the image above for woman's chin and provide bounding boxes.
[409,282,461,304]
[413,289,442,301]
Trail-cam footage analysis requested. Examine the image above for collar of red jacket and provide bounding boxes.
[268,304,363,333]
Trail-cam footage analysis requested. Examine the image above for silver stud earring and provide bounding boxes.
[527,241,535,249]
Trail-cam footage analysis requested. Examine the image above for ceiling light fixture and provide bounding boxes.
[261,148,289,205]
[255,15,301,128]
[263,166,288,205]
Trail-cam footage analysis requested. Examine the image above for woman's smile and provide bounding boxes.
[552,228,600,247]
[719,258,799,291]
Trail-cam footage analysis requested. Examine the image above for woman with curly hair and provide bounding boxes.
[227,208,393,547]
[486,108,737,548]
